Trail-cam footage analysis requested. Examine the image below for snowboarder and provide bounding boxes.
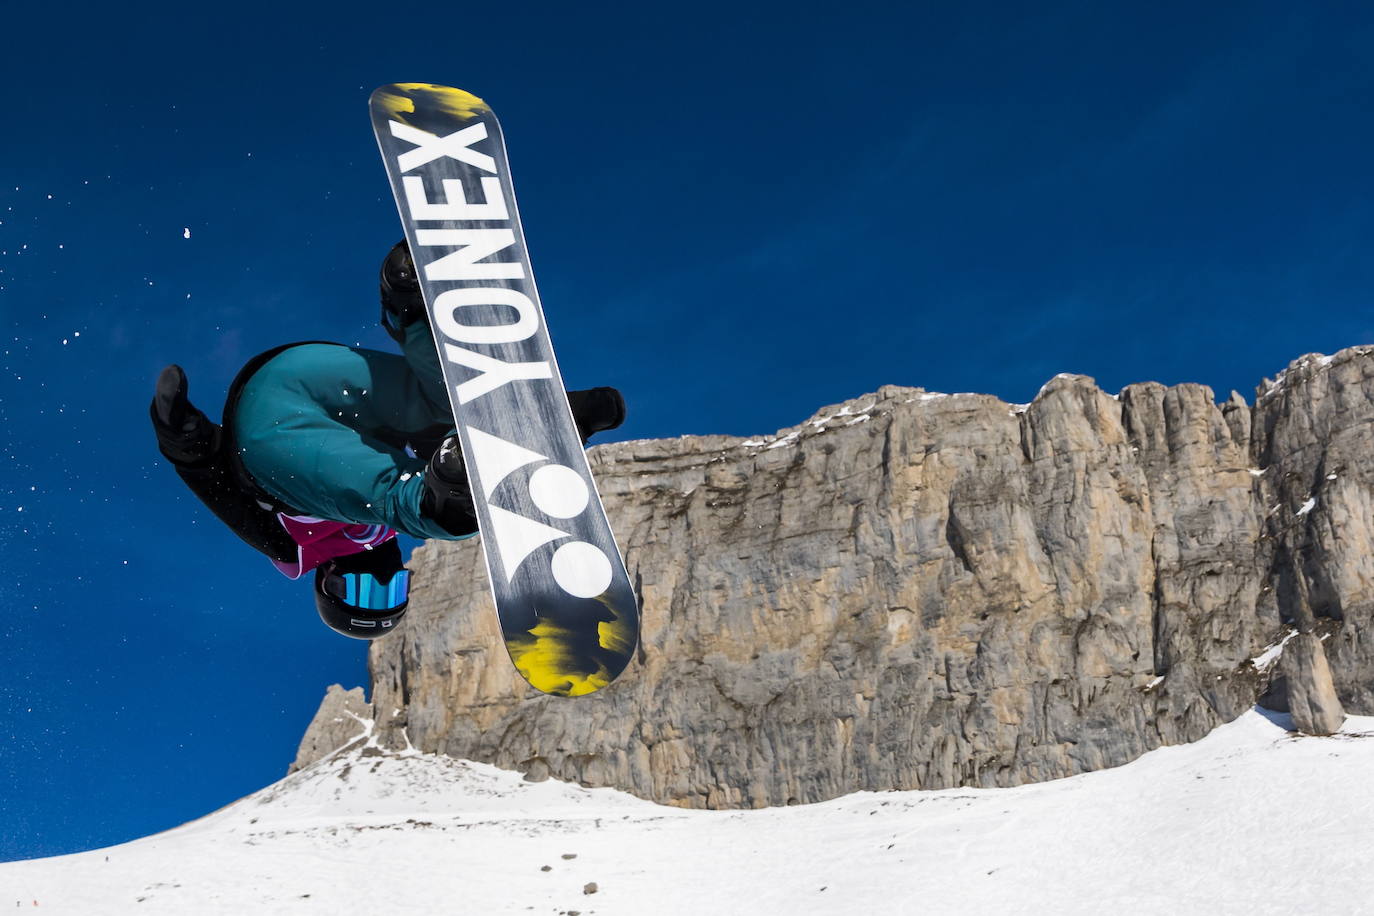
[149,240,625,639]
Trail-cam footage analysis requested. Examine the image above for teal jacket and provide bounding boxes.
[230,322,472,542]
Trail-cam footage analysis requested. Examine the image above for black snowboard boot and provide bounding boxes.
[379,239,427,343]
[421,436,479,537]
[567,387,626,444]
[150,364,220,466]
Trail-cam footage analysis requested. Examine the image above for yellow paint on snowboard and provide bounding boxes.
[505,620,608,697]
[373,83,489,124]
[597,607,637,658]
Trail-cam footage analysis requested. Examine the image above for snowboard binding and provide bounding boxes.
[422,436,479,537]
[379,239,427,344]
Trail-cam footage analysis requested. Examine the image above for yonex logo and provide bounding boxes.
[464,425,613,600]
[385,118,552,406]
[389,120,495,173]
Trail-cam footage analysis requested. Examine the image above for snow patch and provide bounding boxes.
[1251,628,1299,673]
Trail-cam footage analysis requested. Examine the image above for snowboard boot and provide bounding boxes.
[379,239,427,343]
[150,364,221,466]
[567,387,626,444]
[421,435,479,537]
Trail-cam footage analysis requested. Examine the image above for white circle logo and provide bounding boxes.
[528,464,591,519]
[550,541,614,599]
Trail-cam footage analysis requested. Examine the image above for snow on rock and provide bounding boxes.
[1251,628,1299,673]
[1257,347,1374,401]
[1035,372,1094,400]
[4,709,1374,914]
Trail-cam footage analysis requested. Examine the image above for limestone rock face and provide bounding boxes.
[297,346,1374,807]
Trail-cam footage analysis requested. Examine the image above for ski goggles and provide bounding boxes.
[332,569,411,611]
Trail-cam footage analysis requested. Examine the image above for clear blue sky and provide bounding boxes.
[2,0,1371,861]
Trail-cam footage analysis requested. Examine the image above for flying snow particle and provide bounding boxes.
[183,228,191,239]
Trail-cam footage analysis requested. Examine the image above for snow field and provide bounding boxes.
[3,708,1372,915]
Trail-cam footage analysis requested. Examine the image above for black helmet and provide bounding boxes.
[314,539,411,639]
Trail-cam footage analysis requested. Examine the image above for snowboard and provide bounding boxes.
[369,83,639,697]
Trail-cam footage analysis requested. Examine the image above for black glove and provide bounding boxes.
[567,387,627,444]
[150,364,221,466]
[380,239,428,343]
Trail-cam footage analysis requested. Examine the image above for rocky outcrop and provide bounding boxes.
[290,685,371,772]
[297,346,1374,806]
[1282,634,1346,736]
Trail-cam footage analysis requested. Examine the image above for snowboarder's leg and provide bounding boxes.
[231,343,475,541]
[149,365,298,563]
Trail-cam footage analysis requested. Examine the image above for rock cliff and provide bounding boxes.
[294,346,1374,808]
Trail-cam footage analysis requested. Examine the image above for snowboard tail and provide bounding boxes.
[370,82,639,696]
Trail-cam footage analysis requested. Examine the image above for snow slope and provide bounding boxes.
[4,709,1372,915]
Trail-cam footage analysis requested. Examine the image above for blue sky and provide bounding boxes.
[2,1,1372,860]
